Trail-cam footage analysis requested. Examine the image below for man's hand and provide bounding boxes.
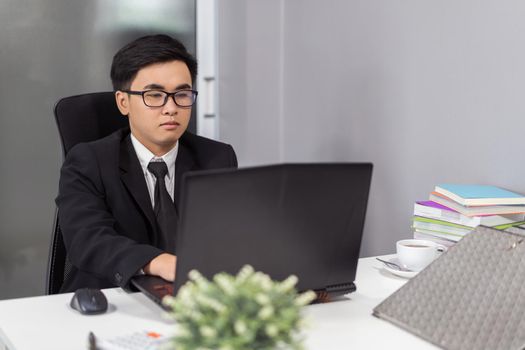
[143,253,177,281]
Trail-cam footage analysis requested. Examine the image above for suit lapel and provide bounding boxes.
[174,141,197,211]
[119,134,195,236]
[119,135,158,237]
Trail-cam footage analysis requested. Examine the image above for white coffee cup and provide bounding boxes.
[396,239,446,271]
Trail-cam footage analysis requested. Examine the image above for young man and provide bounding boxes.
[56,35,237,292]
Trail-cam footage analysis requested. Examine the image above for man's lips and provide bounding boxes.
[160,121,180,129]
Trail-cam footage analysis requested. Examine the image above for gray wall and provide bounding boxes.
[218,1,525,256]
[218,1,285,164]
[0,0,195,300]
[3,0,525,299]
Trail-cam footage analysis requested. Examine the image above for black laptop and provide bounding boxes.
[131,163,373,307]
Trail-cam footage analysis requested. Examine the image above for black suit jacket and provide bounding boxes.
[56,128,237,292]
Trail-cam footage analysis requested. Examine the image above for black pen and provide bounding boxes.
[88,331,97,350]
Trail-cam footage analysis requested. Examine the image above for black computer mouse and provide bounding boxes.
[70,288,108,315]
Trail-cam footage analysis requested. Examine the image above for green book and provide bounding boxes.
[412,216,472,230]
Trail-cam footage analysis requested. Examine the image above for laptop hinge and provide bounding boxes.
[326,282,356,295]
[312,282,356,302]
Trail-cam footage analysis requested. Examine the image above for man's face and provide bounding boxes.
[115,60,193,156]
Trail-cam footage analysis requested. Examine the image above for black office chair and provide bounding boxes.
[46,92,129,294]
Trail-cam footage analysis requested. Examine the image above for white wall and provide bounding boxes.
[218,0,525,256]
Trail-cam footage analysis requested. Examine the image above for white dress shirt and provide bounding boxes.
[130,133,178,207]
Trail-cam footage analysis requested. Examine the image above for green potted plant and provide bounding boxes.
[163,265,317,350]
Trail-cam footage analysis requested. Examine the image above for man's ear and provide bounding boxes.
[115,91,130,116]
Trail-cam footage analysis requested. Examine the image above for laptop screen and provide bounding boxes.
[172,163,373,295]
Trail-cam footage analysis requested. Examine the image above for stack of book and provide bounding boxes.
[413,184,525,247]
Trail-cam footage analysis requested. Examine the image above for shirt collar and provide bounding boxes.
[130,133,178,179]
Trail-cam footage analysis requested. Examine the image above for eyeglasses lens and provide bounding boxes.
[143,90,196,107]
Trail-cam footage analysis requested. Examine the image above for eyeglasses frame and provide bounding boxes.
[122,89,199,108]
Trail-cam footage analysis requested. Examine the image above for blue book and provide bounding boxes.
[434,184,525,206]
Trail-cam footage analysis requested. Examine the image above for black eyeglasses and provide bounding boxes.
[123,89,198,107]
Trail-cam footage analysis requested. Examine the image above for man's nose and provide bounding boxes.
[162,95,178,115]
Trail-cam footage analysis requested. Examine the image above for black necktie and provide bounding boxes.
[147,161,177,253]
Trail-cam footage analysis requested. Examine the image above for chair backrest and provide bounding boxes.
[46,92,129,294]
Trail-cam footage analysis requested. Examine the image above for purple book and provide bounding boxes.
[416,200,457,212]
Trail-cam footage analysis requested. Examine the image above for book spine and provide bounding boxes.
[430,194,525,216]
[434,186,467,206]
[413,231,458,247]
[492,220,525,230]
[413,228,463,242]
[412,222,472,236]
[413,203,480,227]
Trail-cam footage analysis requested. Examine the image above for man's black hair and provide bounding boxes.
[110,34,198,91]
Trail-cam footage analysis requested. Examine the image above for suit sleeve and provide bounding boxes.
[56,143,163,288]
[228,144,238,168]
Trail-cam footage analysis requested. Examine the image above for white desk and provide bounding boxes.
[0,256,437,349]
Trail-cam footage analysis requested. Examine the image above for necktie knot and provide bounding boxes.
[148,161,168,180]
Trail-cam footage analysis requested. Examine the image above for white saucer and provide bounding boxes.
[381,257,418,279]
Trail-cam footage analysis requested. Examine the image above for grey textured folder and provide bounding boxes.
[373,226,525,350]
